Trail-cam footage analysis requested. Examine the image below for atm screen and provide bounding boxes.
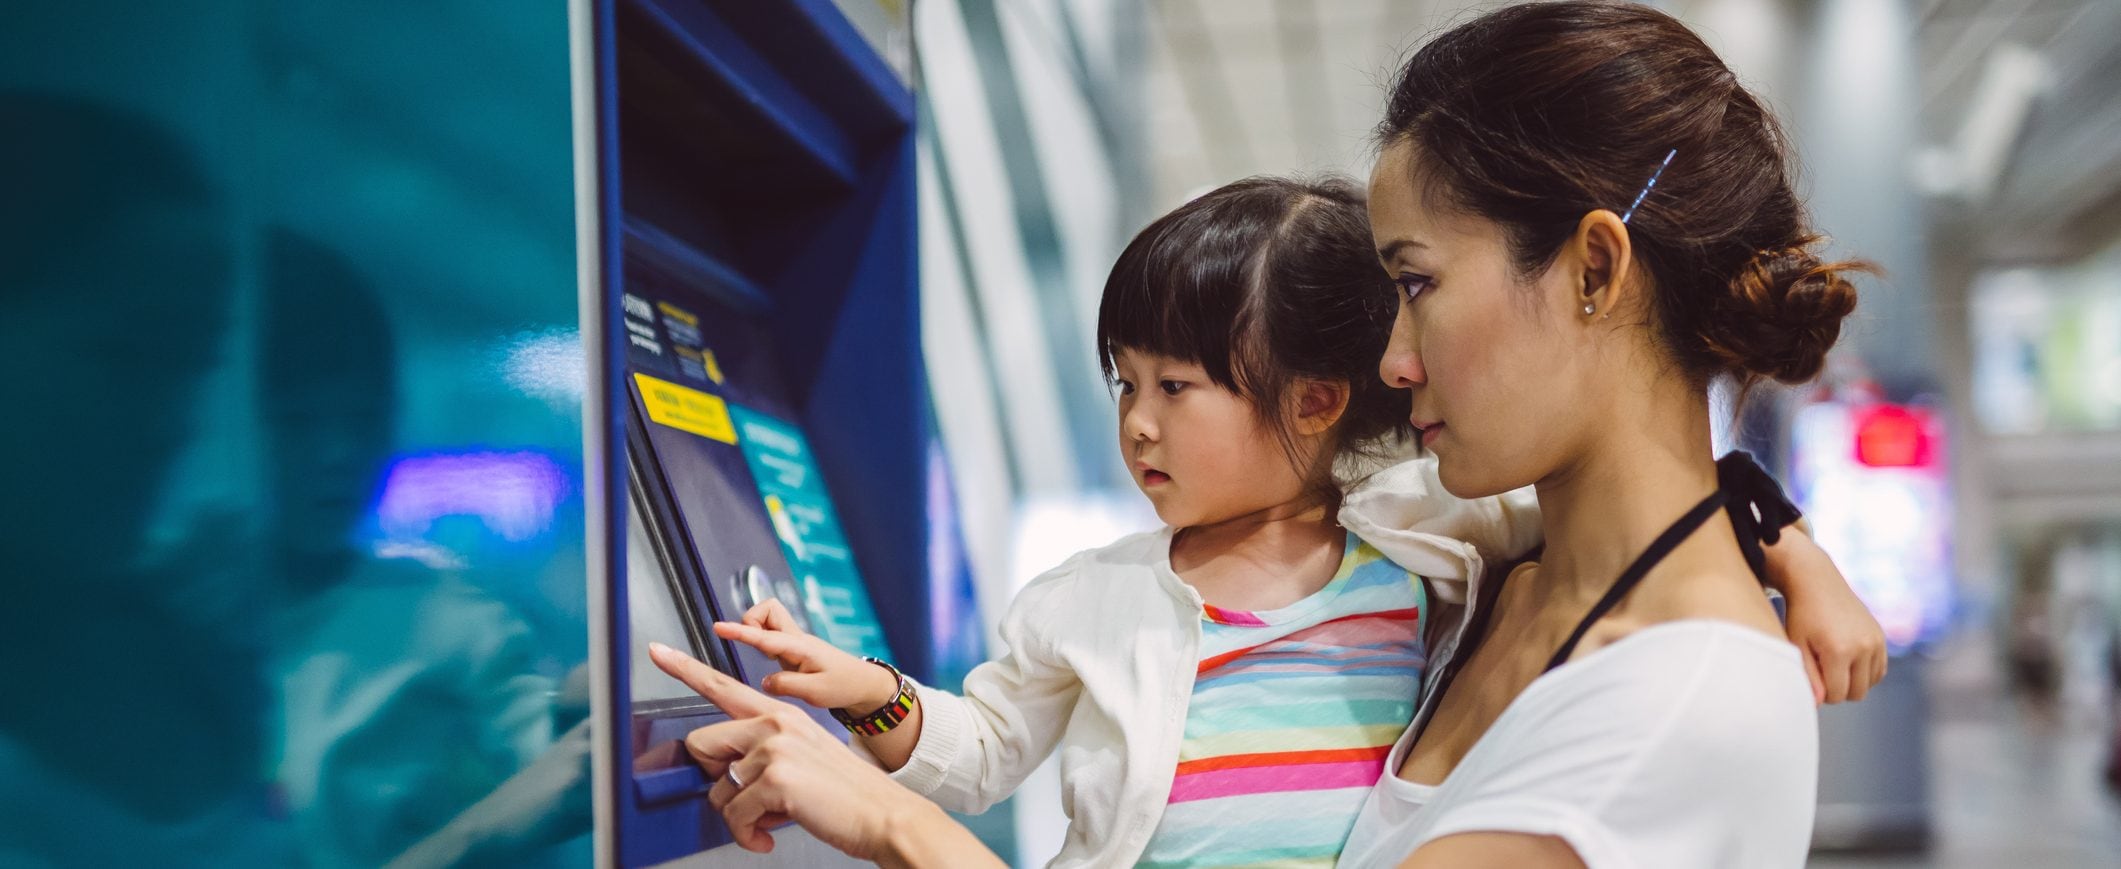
[624,476,708,704]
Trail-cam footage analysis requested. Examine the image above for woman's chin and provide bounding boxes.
[1434,454,1513,501]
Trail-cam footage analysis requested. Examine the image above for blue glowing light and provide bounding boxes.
[376,450,571,542]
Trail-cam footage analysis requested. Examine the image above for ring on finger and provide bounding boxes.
[725,765,747,791]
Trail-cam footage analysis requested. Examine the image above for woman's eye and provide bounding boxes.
[1160,380,1185,396]
[1396,273,1434,303]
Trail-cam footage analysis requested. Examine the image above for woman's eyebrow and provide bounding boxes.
[1375,238,1427,264]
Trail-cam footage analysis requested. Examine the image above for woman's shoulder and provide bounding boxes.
[1626,553,1791,638]
[1412,621,1818,869]
[1498,621,1814,772]
[1543,621,1806,705]
[1442,622,1813,806]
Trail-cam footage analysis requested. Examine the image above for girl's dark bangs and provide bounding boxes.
[1096,199,1269,394]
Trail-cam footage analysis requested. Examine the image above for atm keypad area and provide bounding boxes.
[587,0,931,865]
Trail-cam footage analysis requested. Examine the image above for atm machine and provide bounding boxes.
[570,1,941,864]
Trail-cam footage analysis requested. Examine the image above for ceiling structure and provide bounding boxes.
[1917,0,2121,262]
[1137,0,2121,264]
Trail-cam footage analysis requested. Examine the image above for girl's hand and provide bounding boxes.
[1766,529,1888,704]
[648,643,998,867]
[716,599,900,713]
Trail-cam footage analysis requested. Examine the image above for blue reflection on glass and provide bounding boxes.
[1,2,591,865]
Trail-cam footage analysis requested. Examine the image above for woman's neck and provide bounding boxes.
[1530,384,1722,604]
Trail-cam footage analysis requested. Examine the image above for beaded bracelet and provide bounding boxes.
[831,657,916,736]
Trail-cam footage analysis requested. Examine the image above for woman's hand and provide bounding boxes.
[716,599,901,713]
[1765,528,1888,704]
[647,643,1000,867]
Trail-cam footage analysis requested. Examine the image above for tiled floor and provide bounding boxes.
[1809,637,2121,868]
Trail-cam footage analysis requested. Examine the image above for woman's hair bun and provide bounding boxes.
[1700,236,1867,385]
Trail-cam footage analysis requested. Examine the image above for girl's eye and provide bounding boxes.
[1396,273,1434,303]
[1160,380,1185,396]
[1115,379,1136,396]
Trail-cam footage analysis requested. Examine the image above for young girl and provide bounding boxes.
[692,176,1878,867]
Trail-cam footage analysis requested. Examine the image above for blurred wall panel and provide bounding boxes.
[0,4,591,866]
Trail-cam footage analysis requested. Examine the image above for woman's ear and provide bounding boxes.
[1569,210,1638,321]
[1293,379,1350,436]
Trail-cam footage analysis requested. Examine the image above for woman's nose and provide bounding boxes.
[1378,312,1426,389]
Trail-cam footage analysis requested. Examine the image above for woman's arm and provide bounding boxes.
[650,643,1005,867]
[1397,833,1586,869]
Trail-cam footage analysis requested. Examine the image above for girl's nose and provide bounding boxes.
[1121,404,1157,443]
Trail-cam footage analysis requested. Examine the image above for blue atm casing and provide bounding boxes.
[572,1,937,864]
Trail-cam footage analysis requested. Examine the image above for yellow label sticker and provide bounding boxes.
[634,372,737,444]
[702,348,726,385]
[655,301,699,328]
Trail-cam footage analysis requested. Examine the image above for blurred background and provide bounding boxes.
[913,0,2121,866]
[2,0,2117,867]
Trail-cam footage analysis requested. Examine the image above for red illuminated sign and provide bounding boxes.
[1853,404,1934,468]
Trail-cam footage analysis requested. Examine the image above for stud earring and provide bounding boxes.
[1583,303,1596,315]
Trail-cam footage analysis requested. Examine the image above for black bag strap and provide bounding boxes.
[1543,490,1728,672]
[1542,451,1803,673]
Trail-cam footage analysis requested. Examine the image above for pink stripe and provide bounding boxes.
[1203,623,1418,659]
[1223,643,1419,664]
[1265,634,1416,652]
[1166,758,1385,804]
[1276,617,1421,645]
[1203,604,1269,626]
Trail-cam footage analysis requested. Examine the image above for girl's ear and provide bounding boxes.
[1293,379,1350,436]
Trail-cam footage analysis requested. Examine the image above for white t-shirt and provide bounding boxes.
[1338,620,1819,869]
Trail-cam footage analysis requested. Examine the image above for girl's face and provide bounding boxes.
[1110,347,1314,528]
[1367,140,1603,499]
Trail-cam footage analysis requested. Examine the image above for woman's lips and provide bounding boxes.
[1416,421,1445,447]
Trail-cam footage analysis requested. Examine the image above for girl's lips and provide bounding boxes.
[1143,470,1172,486]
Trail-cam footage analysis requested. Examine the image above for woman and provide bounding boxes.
[651,2,1880,866]
[1337,1,1866,864]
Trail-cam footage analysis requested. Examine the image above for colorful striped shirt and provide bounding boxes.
[1137,533,1428,869]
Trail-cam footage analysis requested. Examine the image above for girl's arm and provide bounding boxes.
[712,602,926,770]
[718,570,1087,813]
[1761,523,1889,704]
